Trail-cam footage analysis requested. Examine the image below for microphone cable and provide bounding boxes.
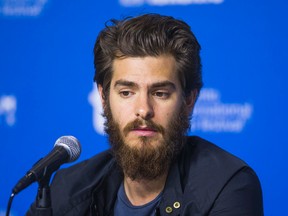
[6,193,15,216]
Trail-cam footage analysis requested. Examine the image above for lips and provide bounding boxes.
[134,126,156,131]
[131,127,158,136]
[123,119,164,137]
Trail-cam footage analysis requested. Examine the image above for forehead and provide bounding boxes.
[111,55,180,85]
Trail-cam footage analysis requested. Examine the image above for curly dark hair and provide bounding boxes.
[93,13,203,98]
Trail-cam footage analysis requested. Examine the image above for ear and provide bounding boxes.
[97,84,106,108]
[185,89,198,114]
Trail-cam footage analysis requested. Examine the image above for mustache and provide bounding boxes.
[123,119,165,136]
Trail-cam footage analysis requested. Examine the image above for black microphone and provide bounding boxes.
[12,136,81,195]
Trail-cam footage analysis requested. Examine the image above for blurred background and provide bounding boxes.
[1,0,287,215]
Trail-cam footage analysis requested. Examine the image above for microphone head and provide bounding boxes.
[54,136,81,162]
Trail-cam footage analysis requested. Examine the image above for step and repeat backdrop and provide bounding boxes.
[1,0,287,215]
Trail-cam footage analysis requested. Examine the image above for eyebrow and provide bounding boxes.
[150,81,176,90]
[114,79,176,90]
[114,80,138,88]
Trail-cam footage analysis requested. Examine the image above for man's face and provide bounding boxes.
[100,55,194,180]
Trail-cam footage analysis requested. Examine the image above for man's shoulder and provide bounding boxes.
[47,149,118,215]
[181,136,255,194]
[185,136,247,169]
[54,148,115,183]
[182,136,259,198]
[177,136,263,215]
[50,149,117,199]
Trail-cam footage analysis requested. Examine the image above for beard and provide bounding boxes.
[103,101,190,181]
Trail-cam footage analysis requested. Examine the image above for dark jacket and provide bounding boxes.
[27,136,263,216]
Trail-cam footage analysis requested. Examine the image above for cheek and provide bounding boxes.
[109,98,133,127]
[158,101,184,124]
[154,104,179,124]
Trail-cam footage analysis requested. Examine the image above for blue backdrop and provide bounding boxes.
[1,0,287,215]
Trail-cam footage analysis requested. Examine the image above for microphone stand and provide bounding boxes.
[34,171,53,216]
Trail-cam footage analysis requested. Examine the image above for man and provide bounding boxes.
[28,14,263,215]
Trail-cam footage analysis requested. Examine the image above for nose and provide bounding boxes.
[135,94,154,120]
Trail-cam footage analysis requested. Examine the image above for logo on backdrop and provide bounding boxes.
[0,95,17,126]
[0,0,48,16]
[119,0,224,7]
[191,88,253,132]
[88,85,253,134]
[88,86,105,134]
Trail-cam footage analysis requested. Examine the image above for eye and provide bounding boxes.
[152,91,170,99]
[119,91,134,98]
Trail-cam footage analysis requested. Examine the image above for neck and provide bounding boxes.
[123,173,168,206]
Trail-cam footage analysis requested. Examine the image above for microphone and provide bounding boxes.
[12,136,81,195]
